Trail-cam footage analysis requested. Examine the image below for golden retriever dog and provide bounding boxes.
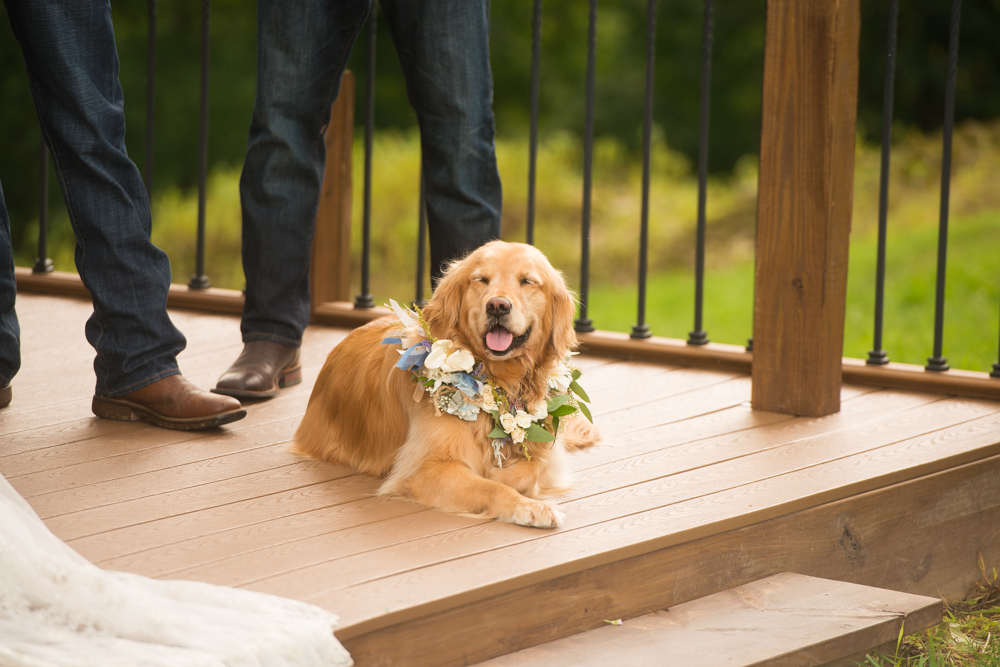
[294,241,600,528]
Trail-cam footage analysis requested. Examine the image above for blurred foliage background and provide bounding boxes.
[1,0,999,369]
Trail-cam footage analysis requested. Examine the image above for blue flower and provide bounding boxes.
[452,372,480,398]
[442,392,481,421]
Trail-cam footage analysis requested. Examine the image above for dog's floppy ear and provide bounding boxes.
[546,266,578,361]
[423,256,470,338]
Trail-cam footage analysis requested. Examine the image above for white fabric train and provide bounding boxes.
[0,475,352,667]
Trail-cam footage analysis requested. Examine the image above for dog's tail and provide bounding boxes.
[559,414,600,452]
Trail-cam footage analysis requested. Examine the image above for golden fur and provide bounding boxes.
[294,241,600,528]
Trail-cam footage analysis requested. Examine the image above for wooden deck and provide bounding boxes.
[4,292,1000,666]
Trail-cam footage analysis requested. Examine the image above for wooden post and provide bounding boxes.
[751,1,860,417]
[310,71,355,312]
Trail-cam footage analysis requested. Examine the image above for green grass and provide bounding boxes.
[16,120,1000,372]
[582,208,999,373]
[844,210,1000,372]
[862,559,1000,666]
[589,262,754,346]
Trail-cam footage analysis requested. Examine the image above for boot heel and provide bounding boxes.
[278,366,302,388]
[92,397,143,422]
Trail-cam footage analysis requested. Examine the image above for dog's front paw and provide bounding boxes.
[511,500,565,529]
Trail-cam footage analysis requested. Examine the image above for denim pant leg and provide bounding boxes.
[380,0,503,283]
[0,183,19,389]
[5,0,186,397]
[240,0,371,346]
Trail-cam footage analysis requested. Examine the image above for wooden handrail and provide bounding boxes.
[14,268,1000,401]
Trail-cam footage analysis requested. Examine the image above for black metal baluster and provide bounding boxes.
[526,0,542,245]
[145,0,156,198]
[925,0,961,372]
[631,0,656,340]
[992,297,1000,378]
[867,0,898,366]
[575,0,597,334]
[688,0,714,346]
[415,167,428,306]
[33,140,53,274]
[355,3,377,309]
[189,0,211,290]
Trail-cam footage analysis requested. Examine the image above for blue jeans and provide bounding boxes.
[240,0,503,346]
[0,0,186,397]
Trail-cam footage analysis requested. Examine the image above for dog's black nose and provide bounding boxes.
[486,297,511,317]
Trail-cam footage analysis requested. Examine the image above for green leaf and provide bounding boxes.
[488,426,508,439]
[550,404,578,417]
[488,409,500,420]
[525,423,556,442]
[569,380,590,403]
[578,401,593,423]
[571,367,582,381]
[552,415,560,436]
[547,394,571,412]
[973,606,1000,615]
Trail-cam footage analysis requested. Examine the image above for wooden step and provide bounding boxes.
[476,573,942,667]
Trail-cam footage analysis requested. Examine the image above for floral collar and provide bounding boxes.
[381,300,592,467]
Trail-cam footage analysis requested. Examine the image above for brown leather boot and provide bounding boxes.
[92,374,246,430]
[212,340,301,400]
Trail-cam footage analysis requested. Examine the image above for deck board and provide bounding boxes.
[237,390,964,603]
[3,292,1000,667]
[479,573,943,667]
[294,404,1000,624]
[322,413,1000,638]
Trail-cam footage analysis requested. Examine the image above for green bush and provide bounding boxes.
[18,120,1000,372]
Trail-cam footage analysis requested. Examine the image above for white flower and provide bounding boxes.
[514,411,534,429]
[529,401,548,421]
[424,339,454,370]
[428,370,464,393]
[480,388,497,411]
[510,427,526,444]
[499,412,517,433]
[548,366,572,393]
[441,348,475,373]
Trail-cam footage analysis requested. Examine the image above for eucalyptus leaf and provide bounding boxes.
[569,380,590,403]
[525,423,556,442]
[550,404,578,417]
[571,367,582,381]
[552,415,561,436]
[578,401,593,423]
[488,426,508,439]
[547,394,570,412]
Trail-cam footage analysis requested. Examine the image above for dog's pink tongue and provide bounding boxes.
[486,327,514,352]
